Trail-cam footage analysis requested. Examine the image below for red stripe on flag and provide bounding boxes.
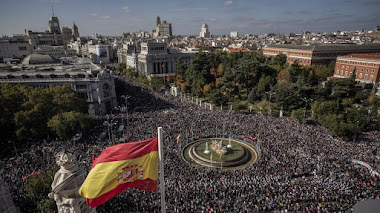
[85,178,157,208]
[92,137,158,169]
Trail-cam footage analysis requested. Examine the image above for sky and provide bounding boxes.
[0,0,379,36]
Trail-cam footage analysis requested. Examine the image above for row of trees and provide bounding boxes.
[172,50,380,140]
[115,51,379,140]
[0,83,92,157]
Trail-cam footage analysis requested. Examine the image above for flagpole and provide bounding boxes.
[158,127,166,213]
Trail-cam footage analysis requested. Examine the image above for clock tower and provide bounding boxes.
[48,5,61,34]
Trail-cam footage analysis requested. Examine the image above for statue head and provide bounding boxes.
[55,150,76,169]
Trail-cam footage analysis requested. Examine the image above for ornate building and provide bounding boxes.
[263,44,380,66]
[136,41,195,75]
[0,55,117,114]
[152,16,172,38]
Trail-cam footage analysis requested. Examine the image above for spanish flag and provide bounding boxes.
[176,134,181,145]
[79,137,158,208]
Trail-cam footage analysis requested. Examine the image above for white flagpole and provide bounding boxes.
[158,127,166,213]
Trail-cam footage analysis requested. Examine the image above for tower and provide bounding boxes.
[200,24,210,38]
[72,22,80,38]
[48,5,61,34]
[156,16,161,27]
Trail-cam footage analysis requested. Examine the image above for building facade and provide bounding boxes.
[333,53,380,84]
[87,44,111,64]
[200,24,211,38]
[263,44,380,66]
[136,41,193,75]
[230,31,239,38]
[0,55,117,114]
[153,16,172,38]
[0,35,32,61]
[26,16,80,49]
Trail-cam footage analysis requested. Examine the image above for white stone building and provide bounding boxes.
[153,16,172,38]
[230,31,239,38]
[0,55,117,114]
[200,24,211,38]
[0,35,32,61]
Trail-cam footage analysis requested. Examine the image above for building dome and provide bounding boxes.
[22,53,59,65]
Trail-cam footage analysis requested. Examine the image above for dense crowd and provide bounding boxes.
[3,76,380,212]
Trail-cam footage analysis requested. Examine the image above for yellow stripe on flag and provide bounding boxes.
[79,151,158,199]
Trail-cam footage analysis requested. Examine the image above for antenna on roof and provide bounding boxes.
[51,3,54,17]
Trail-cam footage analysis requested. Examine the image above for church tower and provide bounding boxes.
[72,22,80,39]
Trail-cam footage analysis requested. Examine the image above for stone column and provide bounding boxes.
[0,161,19,213]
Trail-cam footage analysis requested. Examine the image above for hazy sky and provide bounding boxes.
[0,0,379,36]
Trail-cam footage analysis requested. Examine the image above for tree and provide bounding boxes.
[276,70,292,85]
[25,167,58,212]
[327,78,356,100]
[256,75,273,100]
[248,88,257,103]
[271,53,287,71]
[47,111,92,139]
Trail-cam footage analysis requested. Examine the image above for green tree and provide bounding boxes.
[327,78,356,100]
[271,53,287,71]
[256,75,273,100]
[47,111,92,139]
[25,167,58,212]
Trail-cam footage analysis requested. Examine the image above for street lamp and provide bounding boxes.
[121,95,131,133]
[104,116,117,144]
[115,106,125,136]
[353,120,359,142]
[265,91,276,115]
[301,97,313,126]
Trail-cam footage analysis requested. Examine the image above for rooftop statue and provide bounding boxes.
[49,150,95,213]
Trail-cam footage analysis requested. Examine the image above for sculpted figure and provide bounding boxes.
[211,140,227,156]
[49,150,95,213]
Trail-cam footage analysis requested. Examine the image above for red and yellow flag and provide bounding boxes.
[78,137,159,208]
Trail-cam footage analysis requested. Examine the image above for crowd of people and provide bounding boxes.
[3,76,380,212]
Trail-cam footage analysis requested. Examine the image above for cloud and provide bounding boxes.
[224,1,233,6]
[123,6,131,13]
[100,16,111,20]
[91,13,98,17]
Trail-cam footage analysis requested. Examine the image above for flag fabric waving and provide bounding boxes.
[176,134,181,145]
[78,137,159,208]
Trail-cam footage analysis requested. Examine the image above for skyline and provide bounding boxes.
[0,0,380,36]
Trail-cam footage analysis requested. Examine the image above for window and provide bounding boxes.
[365,74,368,79]
[351,68,353,71]
[359,73,363,78]
[338,65,340,69]
[370,75,374,80]
[346,67,349,70]
[366,69,369,73]
[336,70,339,74]
[361,68,364,72]
[345,71,348,76]
[372,69,375,73]
[341,70,344,75]
[342,65,344,68]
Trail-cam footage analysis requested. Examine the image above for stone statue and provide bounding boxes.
[49,150,95,213]
[0,161,19,213]
[211,140,227,156]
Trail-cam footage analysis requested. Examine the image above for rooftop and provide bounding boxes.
[266,43,380,52]
[339,53,380,61]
